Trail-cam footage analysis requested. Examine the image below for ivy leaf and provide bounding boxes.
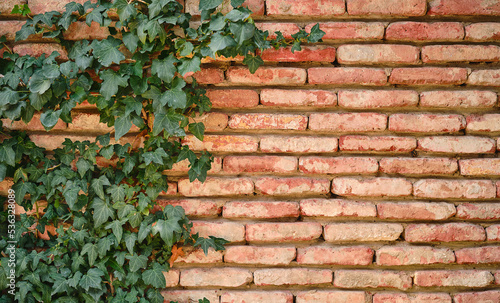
[199,0,223,10]
[105,220,125,243]
[113,0,137,22]
[39,110,62,131]
[229,22,255,45]
[123,233,137,254]
[81,243,99,267]
[122,32,139,53]
[92,38,126,67]
[177,57,201,76]
[85,5,106,26]
[68,40,93,70]
[99,70,129,100]
[152,217,182,246]
[114,115,132,141]
[307,23,325,43]
[29,73,51,94]
[242,54,264,74]
[194,237,215,255]
[91,175,111,200]
[0,164,6,182]
[76,158,92,178]
[0,143,16,166]
[152,112,185,137]
[142,148,168,165]
[209,33,236,53]
[231,0,245,6]
[92,197,114,228]
[149,0,173,18]
[151,55,178,82]
[137,221,152,242]
[160,90,187,109]
[97,236,114,257]
[41,64,61,79]
[79,268,103,291]
[126,254,148,272]
[188,122,205,141]
[0,89,19,107]
[29,90,52,111]
[142,263,166,288]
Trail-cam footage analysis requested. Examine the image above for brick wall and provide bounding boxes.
[2,0,500,302]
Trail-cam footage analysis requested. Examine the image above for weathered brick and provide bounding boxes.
[456,246,500,264]
[420,91,498,108]
[0,0,26,15]
[334,270,412,290]
[496,271,500,284]
[422,45,500,63]
[460,159,500,176]
[418,136,496,154]
[223,156,297,174]
[306,22,384,40]
[168,157,222,174]
[256,23,300,39]
[260,89,337,107]
[162,270,180,287]
[376,246,455,265]
[186,67,224,84]
[228,113,308,130]
[389,67,468,85]
[297,246,374,265]
[221,291,293,303]
[266,0,345,16]
[487,225,500,241]
[308,67,387,86]
[254,268,332,286]
[28,134,100,150]
[174,248,223,264]
[378,202,456,220]
[429,0,500,15]
[227,67,306,85]
[386,22,464,41]
[157,199,221,217]
[178,177,254,197]
[260,136,338,153]
[373,293,452,303]
[63,21,110,41]
[261,46,336,62]
[332,177,412,197]
[206,89,259,108]
[162,290,218,303]
[67,113,114,133]
[467,114,500,133]
[255,177,330,195]
[296,291,369,303]
[338,44,420,64]
[405,223,486,242]
[185,0,264,15]
[192,221,245,243]
[413,179,496,199]
[380,158,458,175]
[466,23,500,41]
[300,198,377,218]
[299,156,378,175]
[390,114,466,134]
[454,291,500,303]
[223,201,299,219]
[0,21,25,41]
[190,113,228,131]
[456,203,500,220]
[246,222,323,243]
[224,246,296,265]
[180,268,252,287]
[415,270,493,287]
[338,90,418,109]
[309,113,387,132]
[182,135,258,153]
[467,69,500,86]
[2,114,66,131]
[13,43,68,60]
[340,136,417,152]
[324,223,404,242]
[29,0,90,14]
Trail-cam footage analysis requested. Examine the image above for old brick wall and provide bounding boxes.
[2,0,500,302]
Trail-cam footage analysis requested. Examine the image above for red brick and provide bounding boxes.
[338,90,418,109]
[162,290,219,303]
[0,21,24,41]
[422,45,500,63]
[266,0,345,16]
[467,114,500,133]
[456,246,500,264]
[260,89,336,107]
[466,23,500,41]
[2,114,66,131]
[413,179,496,199]
[334,270,412,290]
[467,69,500,86]
[223,156,297,174]
[421,90,498,108]
[256,23,300,39]
[460,159,500,176]
[377,202,456,220]
[178,177,254,197]
[185,0,264,15]
[415,270,493,287]
[405,223,486,242]
[390,114,465,134]
[340,136,416,152]
[261,46,336,62]
[221,291,293,303]
[223,201,299,219]
[260,136,338,153]
[67,113,114,133]
[180,268,252,287]
[174,248,223,264]
[224,246,296,265]
[254,268,332,286]
[297,246,374,265]
[376,246,455,265]
[0,0,25,15]
[192,221,245,243]
[227,67,306,85]
[348,0,426,15]
[429,0,500,15]
[206,89,259,108]
[168,157,222,174]
[246,222,323,243]
[13,43,68,60]
[296,291,369,303]
[373,293,452,303]
[29,0,91,14]
[325,223,403,242]
[228,113,307,130]
[190,113,228,131]
[185,67,224,84]
[380,158,458,175]
[333,177,412,197]
[306,22,384,40]
[454,291,500,303]
[418,136,496,154]
[299,156,378,175]
[309,113,387,132]
[255,177,330,195]
[338,44,420,64]
[389,67,468,85]
[182,135,258,152]
[157,199,221,217]
[387,22,464,41]
[300,198,377,218]
[456,203,500,220]
[63,21,110,41]
[308,67,388,85]
[487,225,500,241]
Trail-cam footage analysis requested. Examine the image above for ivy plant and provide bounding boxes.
[0,0,324,301]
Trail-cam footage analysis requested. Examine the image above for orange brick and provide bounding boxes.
[428,0,500,15]
[414,270,493,287]
[2,113,66,131]
[260,136,338,153]
[467,114,500,133]
[260,89,337,107]
[63,21,110,41]
[260,46,336,62]
[228,113,308,130]
[192,221,245,243]
[162,290,218,303]
[421,90,498,108]
[417,136,496,154]
[0,21,24,41]
[405,223,486,242]
[413,179,496,199]
[206,89,259,108]
[338,90,418,109]
[254,268,332,286]
[379,157,458,175]
[386,22,464,41]
[227,67,306,85]
[224,246,296,265]
[299,156,378,175]
[338,44,420,64]
[185,0,264,15]
[339,136,416,152]
[300,198,377,218]
[466,23,500,41]
[174,248,223,264]
[180,268,252,287]
[13,43,68,60]
[325,223,403,242]
[456,246,500,264]
[157,199,222,217]
[296,291,369,303]
[306,22,384,40]
[334,270,412,290]
[389,114,466,133]
[467,69,500,86]
[389,67,468,85]
[309,113,387,132]
[266,0,345,16]
[223,201,299,219]
[460,159,500,176]
[332,177,412,197]
[221,291,293,303]
[178,177,254,197]
[377,202,456,220]
[456,203,500,220]
[376,246,455,265]
[224,156,297,174]
[373,293,452,303]
[182,135,258,152]
[255,177,330,195]
[487,225,500,241]
[454,291,500,303]
[256,23,300,39]
[29,0,90,14]
[246,222,323,242]
[308,67,387,86]
[422,45,500,63]
[297,246,374,265]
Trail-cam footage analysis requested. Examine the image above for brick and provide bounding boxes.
[2,113,66,131]
[180,268,252,287]
[13,43,68,60]
[260,136,338,153]
[223,201,299,219]
[487,225,500,241]
[415,270,493,287]
[186,67,224,84]
[386,22,464,41]
[163,270,180,287]
[389,67,468,85]
[413,179,496,199]
[306,22,384,40]
[0,0,25,15]
[325,223,403,242]
[454,291,500,303]
[221,291,293,303]
[174,248,223,264]
[467,114,500,133]
[178,177,254,197]
[63,21,110,41]
[261,46,336,62]
[296,291,368,303]
[340,136,416,152]
[332,177,412,197]
[373,293,452,303]
[255,177,330,195]
[300,198,377,218]
[422,45,500,63]
[378,202,456,220]
[227,67,306,85]
[467,69,500,86]
[308,67,387,86]
[466,23,500,41]
[389,114,466,134]
[417,136,496,154]
[246,222,322,243]
[0,21,24,41]
[224,246,296,265]
[228,113,307,130]
[182,135,258,153]
[339,90,418,109]
[67,113,114,133]
[192,221,245,243]
[185,0,264,15]
[456,203,500,220]
[297,246,374,265]
[405,223,486,242]
[456,246,500,264]
[29,0,90,14]
[28,134,98,150]
[338,44,419,64]
[161,290,218,303]
[429,0,500,15]
[256,23,300,39]
[260,89,336,107]
[309,113,387,132]
[460,159,500,176]
[496,272,500,284]
[334,270,412,290]
[266,0,344,16]
[254,268,332,286]
[224,156,297,174]
[376,246,455,266]
[380,158,458,175]
[421,90,498,108]
[157,199,221,217]
[168,157,222,174]
[190,112,228,131]
[206,89,259,108]
[299,156,378,175]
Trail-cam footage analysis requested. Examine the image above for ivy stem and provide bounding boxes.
[1,42,13,54]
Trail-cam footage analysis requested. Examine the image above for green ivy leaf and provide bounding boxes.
[92,197,114,228]
[81,243,99,267]
[99,70,129,100]
[29,73,51,94]
[79,268,103,291]
[114,115,132,141]
[126,254,148,272]
[149,0,174,18]
[242,54,264,74]
[113,0,137,22]
[105,219,125,242]
[137,221,152,242]
[123,233,137,254]
[188,122,205,141]
[209,33,236,53]
[231,0,245,6]
[142,263,166,288]
[307,23,325,43]
[229,22,255,45]
[92,38,126,67]
[91,175,111,200]
[194,237,215,255]
[160,90,187,109]
[199,0,223,10]
[152,217,182,246]
[177,57,201,76]
[151,55,178,82]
